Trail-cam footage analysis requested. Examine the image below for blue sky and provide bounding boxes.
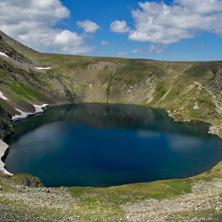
[0,0,222,61]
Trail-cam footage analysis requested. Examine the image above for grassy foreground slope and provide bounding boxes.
[1,161,222,221]
[1,31,222,221]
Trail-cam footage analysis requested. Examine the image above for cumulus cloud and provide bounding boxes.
[110,20,130,33]
[101,41,111,46]
[77,20,100,33]
[148,45,167,53]
[0,0,93,54]
[132,45,167,54]
[111,0,222,45]
[175,0,222,14]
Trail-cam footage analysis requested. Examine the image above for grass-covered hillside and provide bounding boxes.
[1,30,222,135]
[1,30,222,221]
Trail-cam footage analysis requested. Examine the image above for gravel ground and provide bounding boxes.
[123,179,222,221]
[1,176,222,221]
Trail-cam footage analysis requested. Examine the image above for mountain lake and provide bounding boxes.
[4,103,222,187]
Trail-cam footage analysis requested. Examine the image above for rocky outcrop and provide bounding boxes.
[0,105,13,140]
[0,35,31,63]
[0,105,13,175]
[8,174,43,187]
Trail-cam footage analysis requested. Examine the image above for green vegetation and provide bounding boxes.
[0,37,30,63]
[1,30,222,221]
[1,161,222,221]
[106,73,115,102]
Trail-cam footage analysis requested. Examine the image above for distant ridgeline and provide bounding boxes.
[0,30,222,137]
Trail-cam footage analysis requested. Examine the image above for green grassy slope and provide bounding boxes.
[0,31,37,56]
[1,30,222,221]
[1,30,222,133]
[1,31,222,122]
[20,51,222,131]
[1,160,222,221]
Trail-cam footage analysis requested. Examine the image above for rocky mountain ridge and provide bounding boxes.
[0,31,222,131]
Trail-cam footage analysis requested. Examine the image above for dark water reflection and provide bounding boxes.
[4,104,222,187]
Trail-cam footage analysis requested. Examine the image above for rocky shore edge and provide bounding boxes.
[0,104,48,176]
[0,140,12,175]
[1,104,222,221]
[1,104,222,177]
[167,109,222,139]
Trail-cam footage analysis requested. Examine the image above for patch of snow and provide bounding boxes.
[193,103,199,110]
[35,67,51,70]
[0,52,8,58]
[33,104,49,113]
[12,108,33,122]
[0,91,8,100]
[12,104,49,122]
[0,140,13,175]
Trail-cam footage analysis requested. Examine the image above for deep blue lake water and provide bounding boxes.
[4,104,222,187]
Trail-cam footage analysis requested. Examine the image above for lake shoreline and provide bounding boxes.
[2,102,222,221]
[3,103,222,187]
[0,139,12,175]
[1,102,222,183]
[0,104,49,176]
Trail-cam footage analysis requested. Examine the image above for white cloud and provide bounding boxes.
[0,0,93,54]
[193,44,205,48]
[53,30,93,54]
[77,20,100,33]
[101,40,111,46]
[118,0,222,44]
[116,51,129,56]
[175,0,222,14]
[110,20,130,33]
[148,45,167,53]
[132,45,167,54]
[132,49,142,54]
